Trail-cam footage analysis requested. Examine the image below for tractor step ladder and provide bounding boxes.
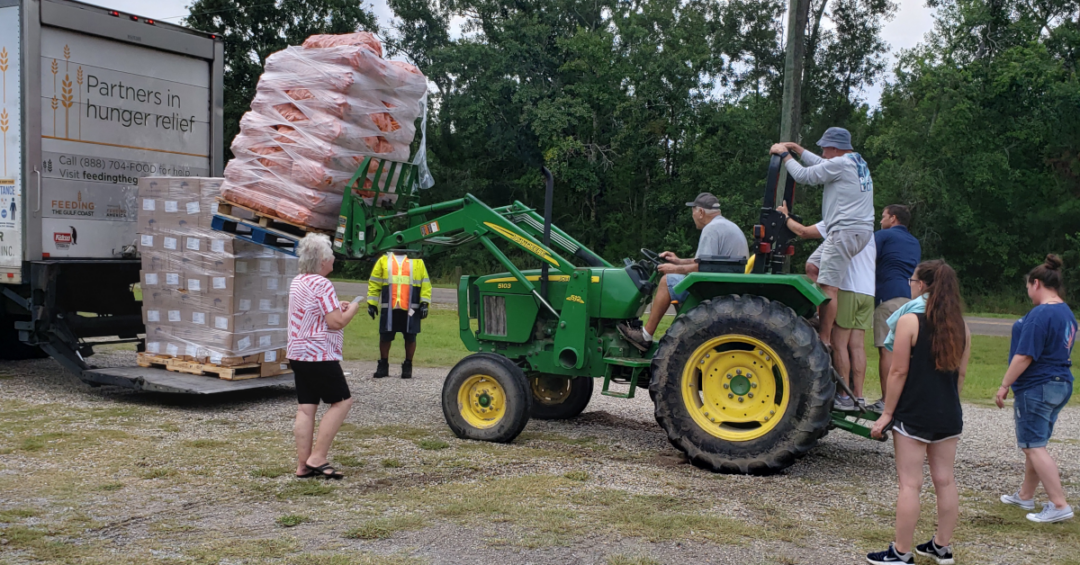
[600,357,651,398]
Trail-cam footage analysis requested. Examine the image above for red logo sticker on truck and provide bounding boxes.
[53,226,77,249]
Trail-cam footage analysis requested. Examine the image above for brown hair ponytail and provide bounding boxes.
[1026,254,1065,296]
[917,260,966,372]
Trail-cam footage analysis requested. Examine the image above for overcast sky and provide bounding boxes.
[82,0,936,106]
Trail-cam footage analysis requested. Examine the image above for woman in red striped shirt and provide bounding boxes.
[288,233,360,479]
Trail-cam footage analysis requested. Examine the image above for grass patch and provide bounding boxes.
[140,468,177,480]
[415,438,450,451]
[184,439,227,449]
[344,514,427,540]
[251,465,292,479]
[0,508,39,521]
[335,454,365,467]
[607,555,663,565]
[97,482,124,492]
[188,538,298,563]
[19,432,72,452]
[563,470,590,481]
[381,458,404,468]
[277,514,308,528]
[342,309,468,367]
[287,552,426,565]
[277,481,335,499]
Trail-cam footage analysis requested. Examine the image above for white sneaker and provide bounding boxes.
[833,394,856,411]
[1000,490,1035,511]
[1026,502,1074,523]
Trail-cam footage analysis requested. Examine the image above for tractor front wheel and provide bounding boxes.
[529,374,593,420]
[650,295,834,474]
[442,354,531,443]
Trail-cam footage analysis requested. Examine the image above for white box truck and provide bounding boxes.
[0,0,293,393]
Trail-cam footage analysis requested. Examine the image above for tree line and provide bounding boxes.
[187,0,1080,305]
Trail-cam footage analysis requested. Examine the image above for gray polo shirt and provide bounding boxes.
[784,150,875,232]
[696,216,749,260]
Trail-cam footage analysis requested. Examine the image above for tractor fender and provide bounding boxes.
[671,272,828,318]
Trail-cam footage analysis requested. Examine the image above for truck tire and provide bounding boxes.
[442,353,531,443]
[650,295,834,475]
[528,374,593,420]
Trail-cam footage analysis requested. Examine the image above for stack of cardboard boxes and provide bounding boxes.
[136,177,297,375]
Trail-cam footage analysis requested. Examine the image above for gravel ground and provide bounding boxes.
[0,351,1077,565]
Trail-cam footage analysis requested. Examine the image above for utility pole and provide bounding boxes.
[777,0,811,209]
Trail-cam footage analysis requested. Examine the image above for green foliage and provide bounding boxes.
[276,514,308,528]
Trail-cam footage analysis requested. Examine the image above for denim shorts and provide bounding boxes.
[666,274,690,305]
[1014,378,1073,449]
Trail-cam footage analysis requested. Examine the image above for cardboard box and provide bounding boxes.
[137,198,157,232]
[261,348,291,376]
[138,177,168,198]
[169,178,199,197]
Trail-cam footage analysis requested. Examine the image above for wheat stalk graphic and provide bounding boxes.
[63,45,70,73]
[1,109,9,177]
[51,96,58,136]
[51,59,57,93]
[0,48,8,104]
[62,74,73,139]
[77,67,83,139]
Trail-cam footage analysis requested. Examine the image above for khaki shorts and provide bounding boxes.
[873,297,910,347]
[817,229,872,288]
[836,290,874,331]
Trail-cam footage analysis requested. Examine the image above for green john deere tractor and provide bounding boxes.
[324,154,879,475]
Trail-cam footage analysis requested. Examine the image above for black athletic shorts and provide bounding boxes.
[380,330,417,344]
[291,360,351,405]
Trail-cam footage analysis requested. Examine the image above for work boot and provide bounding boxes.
[401,360,413,379]
[373,359,390,379]
[616,321,652,352]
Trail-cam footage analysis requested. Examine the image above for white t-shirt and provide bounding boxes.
[813,221,875,296]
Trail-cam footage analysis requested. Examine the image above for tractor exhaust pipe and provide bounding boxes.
[540,167,554,301]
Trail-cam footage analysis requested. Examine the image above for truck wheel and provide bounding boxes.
[529,374,593,420]
[442,353,531,443]
[650,295,834,475]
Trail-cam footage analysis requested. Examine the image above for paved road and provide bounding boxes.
[333,281,1016,337]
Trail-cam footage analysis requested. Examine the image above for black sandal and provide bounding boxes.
[307,463,344,480]
[295,468,318,479]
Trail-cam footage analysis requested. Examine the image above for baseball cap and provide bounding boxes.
[685,192,720,210]
[816,127,853,150]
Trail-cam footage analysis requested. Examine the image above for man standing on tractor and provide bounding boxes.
[771,127,875,349]
[871,205,921,412]
[777,202,876,411]
[617,192,749,351]
[366,250,433,379]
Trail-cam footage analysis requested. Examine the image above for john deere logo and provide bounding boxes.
[483,222,559,267]
[567,295,585,304]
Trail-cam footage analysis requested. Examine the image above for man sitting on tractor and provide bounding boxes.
[771,127,875,349]
[617,192,749,351]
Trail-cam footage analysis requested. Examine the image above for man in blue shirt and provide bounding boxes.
[871,205,920,410]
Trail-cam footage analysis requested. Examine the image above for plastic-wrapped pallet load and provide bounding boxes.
[222,32,429,231]
[136,176,296,375]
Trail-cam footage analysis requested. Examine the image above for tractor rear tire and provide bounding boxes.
[442,353,531,443]
[650,295,834,475]
[529,375,593,420]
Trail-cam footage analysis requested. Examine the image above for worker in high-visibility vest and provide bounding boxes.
[366,251,432,379]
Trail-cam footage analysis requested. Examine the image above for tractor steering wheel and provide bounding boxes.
[640,248,667,267]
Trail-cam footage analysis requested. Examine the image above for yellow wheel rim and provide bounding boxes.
[530,375,571,405]
[457,374,507,429]
[681,334,791,441]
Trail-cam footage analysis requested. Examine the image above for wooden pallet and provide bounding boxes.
[216,198,330,234]
[136,353,277,381]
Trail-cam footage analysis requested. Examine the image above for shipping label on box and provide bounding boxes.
[142,270,160,287]
[210,275,233,293]
[139,233,155,250]
[164,271,181,287]
[185,236,204,253]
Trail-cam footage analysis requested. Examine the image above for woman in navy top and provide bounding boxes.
[996,254,1076,523]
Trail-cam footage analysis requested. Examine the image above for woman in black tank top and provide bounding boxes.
[866,261,971,565]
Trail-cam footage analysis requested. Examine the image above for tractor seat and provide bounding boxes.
[697,255,749,274]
